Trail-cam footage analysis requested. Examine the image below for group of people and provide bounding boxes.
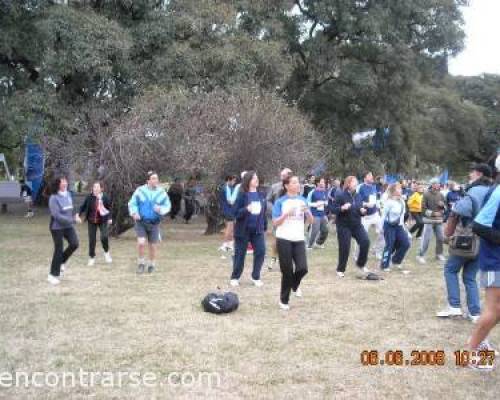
[45,154,500,370]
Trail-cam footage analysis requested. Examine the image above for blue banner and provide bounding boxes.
[24,143,44,200]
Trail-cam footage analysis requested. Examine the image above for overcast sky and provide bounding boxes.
[448,0,500,76]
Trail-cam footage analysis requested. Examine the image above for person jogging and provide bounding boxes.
[128,171,171,274]
[79,181,113,267]
[229,171,267,287]
[48,176,80,285]
[332,176,371,278]
[272,175,313,310]
[266,168,292,270]
[380,183,410,272]
[306,177,329,250]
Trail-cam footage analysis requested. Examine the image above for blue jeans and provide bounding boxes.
[231,231,266,280]
[381,223,410,270]
[444,255,480,316]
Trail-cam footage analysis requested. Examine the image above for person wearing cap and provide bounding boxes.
[436,163,493,322]
[416,178,447,264]
[128,171,171,274]
[466,155,500,370]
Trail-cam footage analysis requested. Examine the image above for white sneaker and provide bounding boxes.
[60,263,66,272]
[267,257,277,271]
[87,258,96,267]
[416,256,427,265]
[436,306,462,318]
[437,254,447,262]
[362,267,372,274]
[336,271,345,278]
[393,264,403,270]
[229,279,239,287]
[381,267,391,272]
[47,274,61,285]
[468,341,496,371]
[218,245,229,253]
[306,246,313,251]
[294,288,303,297]
[468,314,480,324]
[251,279,264,288]
[279,302,290,311]
[314,244,325,249]
[104,252,113,263]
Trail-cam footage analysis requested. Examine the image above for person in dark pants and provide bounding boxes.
[408,183,425,238]
[48,176,80,285]
[331,176,370,278]
[168,178,183,220]
[230,171,267,287]
[183,178,196,224]
[272,175,314,310]
[79,181,112,266]
[380,183,411,271]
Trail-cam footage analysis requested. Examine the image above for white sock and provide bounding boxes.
[138,258,145,265]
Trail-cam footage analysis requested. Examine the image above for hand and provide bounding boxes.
[154,205,161,213]
[132,213,141,221]
[75,215,82,224]
[108,219,112,225]
[360,207,367,215]
[438,201,445,208]
[247,204,253,213]
[341,203,351,211]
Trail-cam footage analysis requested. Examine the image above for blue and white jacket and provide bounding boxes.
[128,184,171,224]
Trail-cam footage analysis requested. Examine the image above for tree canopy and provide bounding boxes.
[1,0,498,179]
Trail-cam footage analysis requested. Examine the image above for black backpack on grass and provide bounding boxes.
[202,292,239,314]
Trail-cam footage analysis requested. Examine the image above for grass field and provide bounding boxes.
[0,207,499,399]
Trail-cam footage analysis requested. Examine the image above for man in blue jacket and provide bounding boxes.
[436,164,492,322]
[128,171,171,274]
[468,155,500,370]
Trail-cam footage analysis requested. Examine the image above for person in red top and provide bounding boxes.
[79,182,113,266]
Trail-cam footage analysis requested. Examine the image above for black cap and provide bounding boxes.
[470,163,492,178]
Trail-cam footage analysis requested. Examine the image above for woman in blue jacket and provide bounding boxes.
[229,171,267,287]
[331,176,370,277]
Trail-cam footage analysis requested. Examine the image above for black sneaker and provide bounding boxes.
[147,265,155,273]
[136,264,145,274]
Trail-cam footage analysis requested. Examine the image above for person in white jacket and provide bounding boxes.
[380,183,411,271]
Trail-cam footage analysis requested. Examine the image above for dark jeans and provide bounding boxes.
[50,227,79,277]
[184,199,195,222]
[88,222,109,258]
[409,212,424,238]
[381,223,410,269]
[231,232,266,280]
[169,194,182,219]
[277,239,308,304]
[336,224,370,272]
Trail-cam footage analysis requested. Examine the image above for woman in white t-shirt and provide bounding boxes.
[272,175,314,310]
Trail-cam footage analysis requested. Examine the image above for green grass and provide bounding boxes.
[0,210,499,399]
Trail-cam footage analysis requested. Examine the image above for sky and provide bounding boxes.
[448,0,500,76]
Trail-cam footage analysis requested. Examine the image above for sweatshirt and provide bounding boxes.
[49,191,75,230]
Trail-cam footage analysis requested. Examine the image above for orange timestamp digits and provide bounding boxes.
[361,350,447,366]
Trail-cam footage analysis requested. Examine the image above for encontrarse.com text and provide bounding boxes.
[0,370,221,388]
